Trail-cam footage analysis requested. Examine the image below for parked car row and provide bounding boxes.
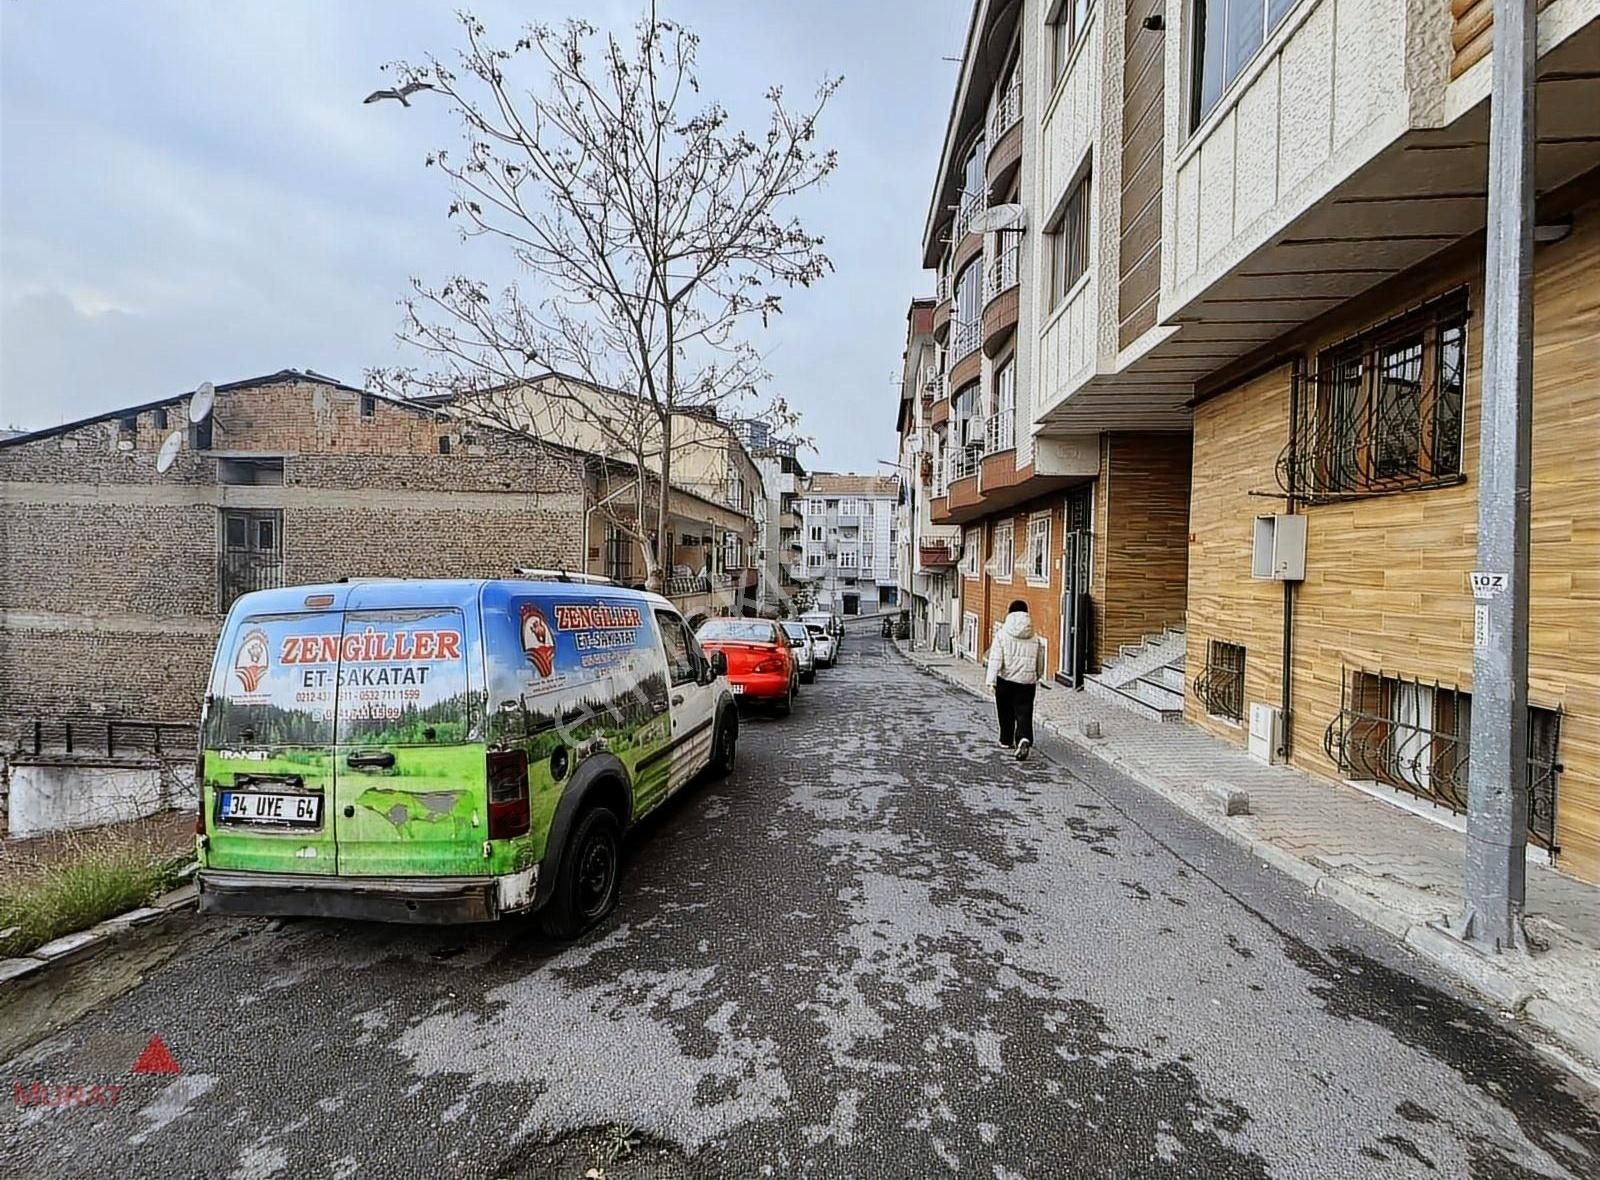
[692,609,844,716]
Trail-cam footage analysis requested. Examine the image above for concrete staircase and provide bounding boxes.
[1084,627,1186,722]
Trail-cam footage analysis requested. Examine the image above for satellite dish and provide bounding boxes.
[155,430,184,474]
[968,204,1027,234]
[188,382,215,424]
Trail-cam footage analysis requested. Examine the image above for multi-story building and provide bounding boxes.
[925,0,1600,882]
[796,474,902,616]
[733,419,808,615]
[894,299,962,650]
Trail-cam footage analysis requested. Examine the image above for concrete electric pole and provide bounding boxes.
[1460,0,1537,951]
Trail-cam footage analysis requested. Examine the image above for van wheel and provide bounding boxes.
[539,807,621,941]
[710,711,738,777]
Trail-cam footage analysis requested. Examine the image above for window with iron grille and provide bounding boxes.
[1282,294,1467,503]
[1325,668,1563,853]
[991,521,1014,582]
[962,527,982,579]
[603,525,633,584]
[1196,640,1245,723]
[219,509,284,613]
[1048,172,1091,309]
[1026,513,1051,584]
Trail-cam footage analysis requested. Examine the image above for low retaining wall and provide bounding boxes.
[1,755,197,837]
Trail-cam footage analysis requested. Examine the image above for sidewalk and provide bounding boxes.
[896,640,1600,1074]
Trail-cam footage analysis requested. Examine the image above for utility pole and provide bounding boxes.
[1461,0,1536,951]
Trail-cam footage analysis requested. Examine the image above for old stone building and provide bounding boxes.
[0,370,587,744]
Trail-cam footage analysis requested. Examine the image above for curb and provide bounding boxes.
[896,643,1600,1075]
[0,880,198,991]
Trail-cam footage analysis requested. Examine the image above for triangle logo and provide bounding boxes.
[131,1035,182,1075]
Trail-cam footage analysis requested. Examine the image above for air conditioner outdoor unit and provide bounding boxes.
[1248,703,1283,764]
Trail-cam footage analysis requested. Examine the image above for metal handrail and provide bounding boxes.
[953,189,984,241]
[989,77,1022,142]
[951,318,981,361]
[24,717,198,757]
[984,409,1014,455]
[984,238,1020,303]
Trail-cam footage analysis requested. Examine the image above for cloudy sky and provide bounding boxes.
[0,0,968,471]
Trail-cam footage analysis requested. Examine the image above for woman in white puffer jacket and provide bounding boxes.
[985,599,1047,760]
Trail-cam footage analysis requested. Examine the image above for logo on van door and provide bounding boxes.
[232,628,270,694]
[520,604,557,677]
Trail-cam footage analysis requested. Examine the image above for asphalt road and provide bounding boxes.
[4,632,1599,1179]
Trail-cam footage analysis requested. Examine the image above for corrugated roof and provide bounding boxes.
[807,472,900,497]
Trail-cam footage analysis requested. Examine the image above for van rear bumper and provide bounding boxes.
[197,867,538,925]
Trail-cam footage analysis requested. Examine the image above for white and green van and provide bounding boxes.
[195,577,736,937]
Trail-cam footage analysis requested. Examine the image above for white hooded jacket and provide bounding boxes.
[985,610,1046,687]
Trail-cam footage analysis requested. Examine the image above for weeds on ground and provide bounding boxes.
[0,828,190,958]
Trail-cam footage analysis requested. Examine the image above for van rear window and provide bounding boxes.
[206,611,340,748]
[333,608,473,744]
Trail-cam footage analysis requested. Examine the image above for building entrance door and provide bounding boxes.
[1058,488,1092,687]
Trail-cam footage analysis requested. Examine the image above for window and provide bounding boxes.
[1191,0,1300,129]
[359,393,376,418]
[118,412,139,435]
[438,436,451,455]
[193,418,213,450]
[603,525,633,584]
[1048,172,1091,308]
[722,532,743,571]
[839,550,859,569]
[1026,514,1051,584]
[990,522,1015,582]
[654,611,699,686]
[840,498,859,517]
[217,457,285,486]
[1196,641,1246,722]
[953,261,983,356]
[962,527,982,579]
[1328,669,1563,853]
[807,553,825,569]
[988,361,1016,453]
[1049,0,1096,89]
[807,498,826,514]
[961,611,979,659]
[218,509,284,612]
[809,525,824,542]
[153,408,169,429]
[1297,295,1467,501]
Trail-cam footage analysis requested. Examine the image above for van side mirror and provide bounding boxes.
[709,650,728,678]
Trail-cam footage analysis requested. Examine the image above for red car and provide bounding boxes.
[694,618,798,715]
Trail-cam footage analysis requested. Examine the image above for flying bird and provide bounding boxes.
[363,82,434,107]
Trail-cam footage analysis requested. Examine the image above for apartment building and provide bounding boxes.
[924,0,1600,882]
[895,299,962,651]
[796,474,902,616]
[733,418,808,614]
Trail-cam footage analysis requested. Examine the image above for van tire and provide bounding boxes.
[539,806,621,941]
[710,710,738,777]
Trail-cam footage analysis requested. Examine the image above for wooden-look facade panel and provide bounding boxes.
[1451,0,1557,79]
[1096,433,1192,658]
[1185,204,1600,883]
[1118,1,1165,349]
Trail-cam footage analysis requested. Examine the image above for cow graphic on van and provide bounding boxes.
[232,628,270,694]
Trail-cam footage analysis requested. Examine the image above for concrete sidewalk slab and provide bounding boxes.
[896,639,1600,1073]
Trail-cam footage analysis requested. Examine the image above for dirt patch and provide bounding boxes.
[496,1125,704,1180]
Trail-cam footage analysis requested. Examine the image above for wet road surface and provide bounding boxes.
[3,631,1599,1178]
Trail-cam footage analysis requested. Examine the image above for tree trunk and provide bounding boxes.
[651,410,672,594]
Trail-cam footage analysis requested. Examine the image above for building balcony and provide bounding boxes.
[918,537,960,568]
[929,396,950,429]
[982,412,1014,457]
[982,241,1020,355]
[932,273,953,342]
[952,192,985,276]
[928,494,953,525]
[985,79,1023,201]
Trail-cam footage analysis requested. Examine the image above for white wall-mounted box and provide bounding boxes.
[1248,703,1284,764]
[1252,514,1306,581]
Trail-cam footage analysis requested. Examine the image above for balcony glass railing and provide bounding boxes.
[984,239,1020,303]
[989,78,1022,142]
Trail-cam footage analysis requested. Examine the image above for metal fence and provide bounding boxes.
[21,717,198,758]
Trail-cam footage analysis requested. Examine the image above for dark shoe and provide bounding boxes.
[1015,738,1032,762]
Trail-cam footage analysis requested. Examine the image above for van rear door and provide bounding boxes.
[203,609,340,876]
[331,606,486,877]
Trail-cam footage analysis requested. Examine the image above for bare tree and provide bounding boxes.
[370,5,837,589]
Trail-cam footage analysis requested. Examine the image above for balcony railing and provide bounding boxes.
[984,238,1020,303]
[219,551,284,613]
[951,317,981,362]
[936,272,952,303]
[989,77,1022,142]
[918,538,959,568]
[948,440,983,484]
[983,410,1014,455]
[932,454,948,497]
[953,188,984,241]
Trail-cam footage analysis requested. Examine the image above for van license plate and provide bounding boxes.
[219,791,322,826]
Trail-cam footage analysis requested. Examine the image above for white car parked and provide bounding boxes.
[780,621,818,683]
[803,622,837,668]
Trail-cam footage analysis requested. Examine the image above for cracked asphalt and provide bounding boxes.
[4,628,1599,1178]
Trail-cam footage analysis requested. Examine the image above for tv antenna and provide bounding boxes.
[189,381,215,423]
[155,431,183,473]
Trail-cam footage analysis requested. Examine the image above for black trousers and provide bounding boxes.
[994,678,1036,747]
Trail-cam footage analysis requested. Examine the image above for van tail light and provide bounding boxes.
[486,748,530,840]
[194,752,207,835]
